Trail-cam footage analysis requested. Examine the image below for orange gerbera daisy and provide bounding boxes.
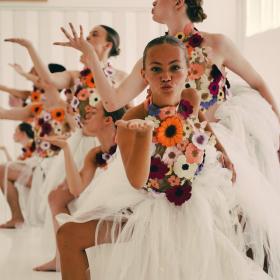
[188,63,204,80]
[31,91,42,102]
[51,108,65,122]
[156,116,183,147]
[84,73,95,88]
[31,103,43,116]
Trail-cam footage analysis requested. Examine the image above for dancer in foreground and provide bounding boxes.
[54,36,270,280]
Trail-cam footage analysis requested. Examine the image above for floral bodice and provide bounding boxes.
[174,23,231,112]
[24,86,45,107]
[30,103,70,158]
[70,63,115,126]
[144,97,215,206]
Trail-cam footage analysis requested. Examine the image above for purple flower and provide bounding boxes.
[165,181,192,206]
[179,99,193,119]
[210,65,222,82]
[200,96,218,110]
[40,122,52,137]
[188,33,203,48]
[208,81,219,96]
[148,104,161,117]
[149,157,169,179]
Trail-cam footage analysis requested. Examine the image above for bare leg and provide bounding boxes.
[57,220,113,280]
[0,164,30,228]
[34,181,75,272]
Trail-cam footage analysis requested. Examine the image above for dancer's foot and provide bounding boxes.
[33,258,58,272]
[0,218,24,229]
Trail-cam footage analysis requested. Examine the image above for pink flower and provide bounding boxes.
[167,175,181,187]
[185,143,204,164]
[158,106,177,120]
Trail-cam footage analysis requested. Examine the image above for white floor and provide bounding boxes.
[0,194,60,280]
[0,227,61,280]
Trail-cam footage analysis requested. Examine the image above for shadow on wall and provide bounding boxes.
[243,27,280,101]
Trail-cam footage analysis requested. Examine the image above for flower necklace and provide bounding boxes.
[95,144,117,168]
[144,95,212,206]
[171,23,231,112]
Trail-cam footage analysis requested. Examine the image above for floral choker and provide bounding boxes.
[144,95,211,206]
[95,144,117,168]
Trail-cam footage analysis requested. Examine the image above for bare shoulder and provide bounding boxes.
[201,31,231,50]
[122,103,146,121]
[181,88,200,106]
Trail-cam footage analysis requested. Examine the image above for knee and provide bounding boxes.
[56,222,76,252]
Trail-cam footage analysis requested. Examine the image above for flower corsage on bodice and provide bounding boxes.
[31,103,70,158]
[145,97,214,206]
[174,23,231,112]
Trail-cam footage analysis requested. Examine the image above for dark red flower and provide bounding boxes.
[149,157,169,179]
[40,122,52,136]
[188,33,203,48]
[210,65,222,82]
[80,68,91,77]
[165,181,192,206]
[208,81,219,96]
[179,99,193,119]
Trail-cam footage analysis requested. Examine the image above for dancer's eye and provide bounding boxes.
[170,64,182,72]
[151,66,161,73]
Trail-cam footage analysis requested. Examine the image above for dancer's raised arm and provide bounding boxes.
[54,24,146,111]
[0,104,33,121]
[0,84,30,100]
[4,38,77,92]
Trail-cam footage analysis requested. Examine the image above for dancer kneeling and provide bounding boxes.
[34,101,125,272]
[56,36,270,280]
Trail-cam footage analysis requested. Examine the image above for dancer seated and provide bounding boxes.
[52,36,272,280]
[0,62,76,227]
[34,100,125,271]
[0,122,35,228]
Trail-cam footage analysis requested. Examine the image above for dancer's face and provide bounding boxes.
[152,0,177,24]
[82,101,113,135]
[13,127,27,143]
[142,43,187,107]
[86,25,112,59]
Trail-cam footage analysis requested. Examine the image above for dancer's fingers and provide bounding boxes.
[60,27,73,41]
[69,23,78,39]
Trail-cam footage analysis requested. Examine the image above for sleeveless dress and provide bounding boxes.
[21,103,72,225]
[174,23,280,189]
[57,99,271,280]
[175,23,280,278]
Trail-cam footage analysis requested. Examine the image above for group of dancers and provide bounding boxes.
[0,0,280,279]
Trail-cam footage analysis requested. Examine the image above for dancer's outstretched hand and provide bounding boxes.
[40,135,68,149]
[116,119,155,133]
[9,63,26,76]
[54,23,92,54]
[220,153,236,183]
[4,38,32,48]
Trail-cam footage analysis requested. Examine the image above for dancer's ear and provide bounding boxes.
[175,0,185,10]
[141,68,149,85]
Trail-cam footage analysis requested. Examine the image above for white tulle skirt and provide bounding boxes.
[57,146,271,280]
[215,83,280,191]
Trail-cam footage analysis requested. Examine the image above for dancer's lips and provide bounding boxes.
[161,84,173,90]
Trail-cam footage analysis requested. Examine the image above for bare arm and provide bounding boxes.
[0,104,32,121]
[62,144,98,197]
[54,24,146,111]
[218,34,280,119]
[5,38,78,94]
[116,105,154,189]
[0,84,31,100]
